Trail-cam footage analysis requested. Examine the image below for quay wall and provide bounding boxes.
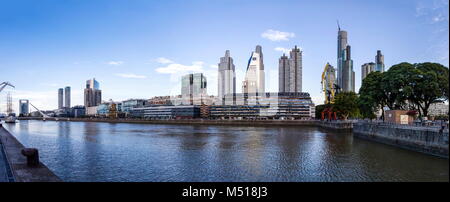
[0,124,61,182]
[353,122,449,158]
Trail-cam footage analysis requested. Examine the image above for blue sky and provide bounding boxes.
[0,0,448,111]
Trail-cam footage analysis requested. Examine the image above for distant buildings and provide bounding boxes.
[279,45,302,93]
[84,78,102,107]
[181,73,207,105]
[361,62,376,81]
[361,50,385,81]
[218,50,236,104]
[337,27,355,92]
[64,86,71,108]
[242,45,265,95]
[58,88,64,109]
[19,99,29,116]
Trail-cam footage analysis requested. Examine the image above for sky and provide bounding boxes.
[0,0,448,112]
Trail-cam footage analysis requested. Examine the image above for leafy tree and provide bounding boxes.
[358,71,385,119]
[333,92,360,120]
[381,62,416,110]
[415,63,449,101]
[315,104,332,119]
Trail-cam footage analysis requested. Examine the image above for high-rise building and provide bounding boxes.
[181,73,207,105]
[19,99,29,116]
[337,27,355,92]
[64,86,71,108]
[361,62,376,81]
[242,45,265,95]
[375,50,385,72]
[84,78,102,107]
[218,50,236,102]
[279,45,302,93]
[58,88,64,109]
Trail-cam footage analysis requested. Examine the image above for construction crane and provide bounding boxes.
[0,82,14,93]
[108,99,118,119]
[321,63,337,104]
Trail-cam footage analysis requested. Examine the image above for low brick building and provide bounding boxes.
[385,110,414,124]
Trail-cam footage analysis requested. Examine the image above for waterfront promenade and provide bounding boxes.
[0,124,60,182]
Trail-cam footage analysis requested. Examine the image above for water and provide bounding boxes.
[3,120,449,182]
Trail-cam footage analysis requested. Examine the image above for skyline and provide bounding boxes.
[0,0,449,112]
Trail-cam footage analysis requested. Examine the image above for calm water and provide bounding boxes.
[4,120,449,182]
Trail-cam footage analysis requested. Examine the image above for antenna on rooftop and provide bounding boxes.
[337,20,341,31]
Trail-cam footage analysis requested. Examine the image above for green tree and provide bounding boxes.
[408,63,449,117]
[315,104,332,119]
[381,62,416,110]
[333,92,360,120]
[358,71,385,119]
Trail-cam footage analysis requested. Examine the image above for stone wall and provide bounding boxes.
[353,122,449,158]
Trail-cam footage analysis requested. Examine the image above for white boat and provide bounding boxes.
[4,116,17,123]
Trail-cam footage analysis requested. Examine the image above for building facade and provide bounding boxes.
[130,105,201,119]
[279,45,302,93]
[181,73,207,105]
[64,86,71,108]
[337,28,355,92]
[361,62,376,81]
[121,99,148,115]
[84,78,102,107]
[375,50,385,72]
[58,88,64,109]
[242,45,265,95]
[218,50,236,103]
[19,99,29,116]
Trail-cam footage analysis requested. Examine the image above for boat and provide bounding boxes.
[4,116,17,123]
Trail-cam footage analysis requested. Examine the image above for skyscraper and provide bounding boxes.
[337,27,355,92]
[64,86,71,108]
[361,62,376,81]
[19,99,29,116]
[242,45,265,95]
[58,88,64,109]
[279,45,302,93]
[375,50,385,72]
[181,73,207,105]
[84,78,102,107]
[218,50,236,100]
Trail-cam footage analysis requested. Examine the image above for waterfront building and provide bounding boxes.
[181,73,207,105]
[84,78,102,107]
[361,62,376,81]
[210,92,315,119]
[130,105,201,119]
[337,27,355,92]
[70,105,85,118]
[19,99,29,116]
[148,96,173,105]
[58,88,64,109]
[218,50,236,104]
[279,46,302,93]
[242,45,265,95]
[121,99,148,115]
[375,50,385,72]
[85,106,99,116]
[64,86,71,108]
[96,103,110,116]
[428,102,449,117]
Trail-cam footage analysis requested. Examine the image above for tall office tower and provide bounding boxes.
[58,88,64,109]
[64,86,71,108]
[181,73,207,105]
[242,45,265,94]
[19,99,29,116]
[375,50,385,72]
[84,78,102,107]
[361,62,376,81]
[337,27,355,92]
[218,50,236,100]
[279,45,302,93]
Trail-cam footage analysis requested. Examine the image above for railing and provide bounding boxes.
[357,119,449,131]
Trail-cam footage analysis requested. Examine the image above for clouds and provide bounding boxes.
[115,73,147,79]
[155,61,204,74]
[274,47,291,54]
[155,57,174,64]
[107,61,124,66]
[261,29,295,41]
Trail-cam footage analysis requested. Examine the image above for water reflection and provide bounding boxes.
[3,120,449,182]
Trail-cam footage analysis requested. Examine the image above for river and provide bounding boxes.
[3,120,449,182]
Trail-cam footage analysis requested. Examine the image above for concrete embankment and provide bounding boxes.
[353,122,449,158]
[0,124,61,182]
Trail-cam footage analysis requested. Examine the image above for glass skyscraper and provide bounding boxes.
[337,27,355,92]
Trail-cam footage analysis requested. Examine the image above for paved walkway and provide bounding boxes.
[0,140,11,182]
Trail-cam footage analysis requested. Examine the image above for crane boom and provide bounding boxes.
[0,82,15,93]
